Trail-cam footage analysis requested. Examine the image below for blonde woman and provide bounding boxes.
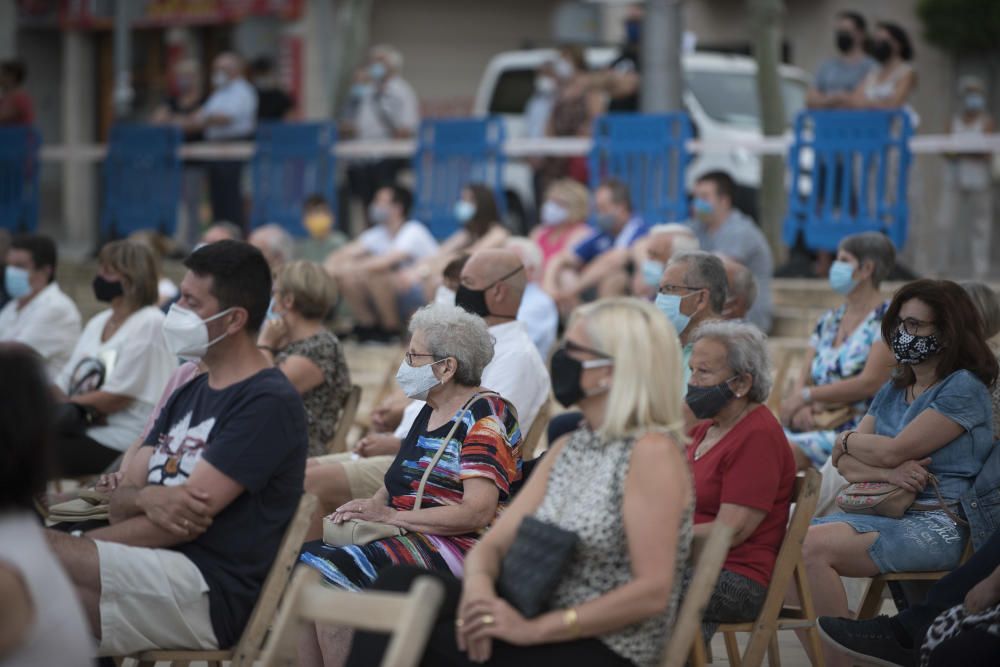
[530,178,591,273]
[257,260,350,457]
[345,297,693,667]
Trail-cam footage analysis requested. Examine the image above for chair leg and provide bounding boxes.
[690,636,709,667]
[767,632,782,667]
[856,578,886,620]
[724,631,742,667]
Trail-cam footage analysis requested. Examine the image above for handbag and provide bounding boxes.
[323,392,502,547]
[836,474,968,525]
[495,436,632,618]
[47,488,111,524]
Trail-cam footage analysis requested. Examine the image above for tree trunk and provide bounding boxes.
[748,0,787,262]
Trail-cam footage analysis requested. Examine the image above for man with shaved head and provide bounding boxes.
[719,255,759,324]
[303,249,550,537]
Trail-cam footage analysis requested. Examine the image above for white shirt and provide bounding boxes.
[200,78,258,140]
[0,282,81,379]
[395,320,551,439]
[517,282,558,358]
[355,76,420,140]
[359,220,439,261]
[56,306,176,452]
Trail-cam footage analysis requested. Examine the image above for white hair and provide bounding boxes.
[250,224,295,265]
[649,222,699,257]
[689,320,772,403]
[371,44,404,72]
[409,303,494,386]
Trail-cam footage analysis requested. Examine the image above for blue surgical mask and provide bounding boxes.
[964,93,985,112]
[454,200,476,223]
[656,292,696,335]
[4,266,31,299]
[693,197,714,220]
[641,259,665,288]
[369,62,387,81]
[265,297,282,322]
[350,83,371,99]
[828,260,858,295]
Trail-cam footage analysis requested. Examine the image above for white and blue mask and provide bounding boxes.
[828,260,858,295]
[655,291,698,336]
[454,200,476,224]
[4,266,31,300]
[641,259,665,289]
[395,358,447,401]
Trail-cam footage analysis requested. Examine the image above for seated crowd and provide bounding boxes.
[3,171,1000,667]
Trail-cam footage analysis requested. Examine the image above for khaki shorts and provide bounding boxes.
[314,452,393,499]
[95,540,219,656]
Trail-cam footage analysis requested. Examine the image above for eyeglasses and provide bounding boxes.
[657,283,706,296]
[461,265,524,291]
[895,317,935,336]
[405,351,441,366]
[561,339,614,368]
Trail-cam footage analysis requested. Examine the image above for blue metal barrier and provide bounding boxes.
[783,109,913,252]
[588,113,693,225]
[251,122,337,237]
[412,117,506,240]
[101,124,183,239]
[0,126,40,234]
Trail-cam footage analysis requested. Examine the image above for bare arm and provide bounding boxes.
[358,249,410,274]
[0,565,33,658]
[808,340,894,406]
[844,409,965,468]
[693,503,767,548]
[70,390,133,416]
[542,251,582,296]
[573,248,630,294]
[274,355,325,396]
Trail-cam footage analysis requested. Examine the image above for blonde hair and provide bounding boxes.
[276,260,338,320]
[98,240,158,308]
[545,179,589,223]
[569,297,686,442]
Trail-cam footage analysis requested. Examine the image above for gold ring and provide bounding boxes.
[455,618,465,628]
[481,614,495,625]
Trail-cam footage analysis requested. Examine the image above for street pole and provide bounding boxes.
[113,0,133,119]
[642,0,684,112]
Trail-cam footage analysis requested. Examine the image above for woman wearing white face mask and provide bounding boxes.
[297,303,522,665]
[530,179,591,275]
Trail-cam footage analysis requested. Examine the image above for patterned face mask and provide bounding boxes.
[891,328,942,365]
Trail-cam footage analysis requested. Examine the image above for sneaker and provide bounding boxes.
[817,615,915,667]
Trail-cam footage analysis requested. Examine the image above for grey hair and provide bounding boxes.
[961,281,1000,339]
[409,303,495,386]
[729,261,758,310]
[252,224,295,264]
[668,250,728,314]
[690,320,772,403]
[838,232,896,287]
[649,223,700,257]
[372,44,404,71]
[206,221,243,241]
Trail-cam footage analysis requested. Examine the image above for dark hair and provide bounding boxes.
[1,60,26,85]
[0,344,52,509]
[304,193,329,210]
[837,11,867,34]
[695,170,735,202]
[10,234,57,283]
[249,55,276,76]
[877,21,914,61]
[98,240,159,308]
[443,254,470,283]
[463,184,501,240]
[882,279,998,389]
[184,240,272,333]
[385,185,413,218]
[598,177,633,213]
[559,44,587,71]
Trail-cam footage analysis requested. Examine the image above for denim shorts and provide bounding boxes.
[811,510,968,573]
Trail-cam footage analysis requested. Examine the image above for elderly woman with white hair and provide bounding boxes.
[299,303,522,592]
[685,320,796,640]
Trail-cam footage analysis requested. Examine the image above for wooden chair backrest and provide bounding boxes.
[661,522,734,667]
[520,399,551,461]
[259,567,446,667]
[329,384,363,454]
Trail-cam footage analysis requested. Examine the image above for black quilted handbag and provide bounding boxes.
[496,515,579,618]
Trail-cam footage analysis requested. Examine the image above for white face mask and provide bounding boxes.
[162,304,235,361]
[434,285,456,306]
[535,75,557,94]
[395,358,447,400]
[540,200,569,226]
[553,57,574,80]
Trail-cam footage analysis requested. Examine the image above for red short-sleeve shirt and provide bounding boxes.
[0,90,35,125]
[687,405,796,586]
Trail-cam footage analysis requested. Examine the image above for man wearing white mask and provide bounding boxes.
[305,249,549,536]
[46,240,308,657]
[629,223,700,300]
[0,234,80,378]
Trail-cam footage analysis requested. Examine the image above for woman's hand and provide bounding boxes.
[257,318,288,350]
[95,470,124,494]
[329,496,396,525]
[790,406,816,432]
[780,393,806,425]
[883,457,933,493]
[459,596,541,660]
[965,567,1000,614]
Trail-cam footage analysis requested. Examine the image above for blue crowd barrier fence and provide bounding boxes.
[588,113,693,226]
[251,122,338,237]
[0,126,40,234]
[783,109,913,252]
[412,117,506,240]
[100,124,183,239]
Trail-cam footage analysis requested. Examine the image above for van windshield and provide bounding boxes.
[488,68,537,114]
[686,70,807,128]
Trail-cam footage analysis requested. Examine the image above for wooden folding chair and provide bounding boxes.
[258,566,446,667]
[661,523,734,667]
[328,384,363,454]
[520,399,552,461]
[856,539,974,619]
[116,493,317,667]
[691,469,824,667]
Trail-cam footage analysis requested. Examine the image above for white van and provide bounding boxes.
[473,48,809,229]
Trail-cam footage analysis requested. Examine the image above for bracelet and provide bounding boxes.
[842,430,855,455]
[801,387,813,404]
[563,607,580,638]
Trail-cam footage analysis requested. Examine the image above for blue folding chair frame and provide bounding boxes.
[0,126,40,234]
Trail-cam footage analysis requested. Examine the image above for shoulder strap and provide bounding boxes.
[913,474,969,527]
[412,391,504,509]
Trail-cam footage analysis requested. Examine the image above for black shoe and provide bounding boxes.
[817,615,915,667]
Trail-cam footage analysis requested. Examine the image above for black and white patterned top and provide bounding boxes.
[534,426,694,667]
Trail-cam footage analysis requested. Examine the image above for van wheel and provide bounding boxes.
[504,190,529,236]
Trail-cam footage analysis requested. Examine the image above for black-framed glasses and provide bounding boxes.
[461,264,524,291]
[895,317,935,336]
[657,283,706,296]
[405,351,439,366]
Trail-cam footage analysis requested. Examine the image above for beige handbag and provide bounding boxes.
[322,392,500,547]
[836,474,967,525]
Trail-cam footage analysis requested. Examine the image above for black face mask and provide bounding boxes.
[454,265,524,319]
[549,343,613,408]
[92,275,124,303]
[685,378,736,420]
[835,31,854,53]
[891,329,942,365]
[871,40,893,64]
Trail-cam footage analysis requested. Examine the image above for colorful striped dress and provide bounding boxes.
[300,394,521,590]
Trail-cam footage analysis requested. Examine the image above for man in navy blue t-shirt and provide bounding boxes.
[48,241,308,656]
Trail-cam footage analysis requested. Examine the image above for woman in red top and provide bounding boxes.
[685,320,797,640]
[530,178,591,275]
[0,60,34,126]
